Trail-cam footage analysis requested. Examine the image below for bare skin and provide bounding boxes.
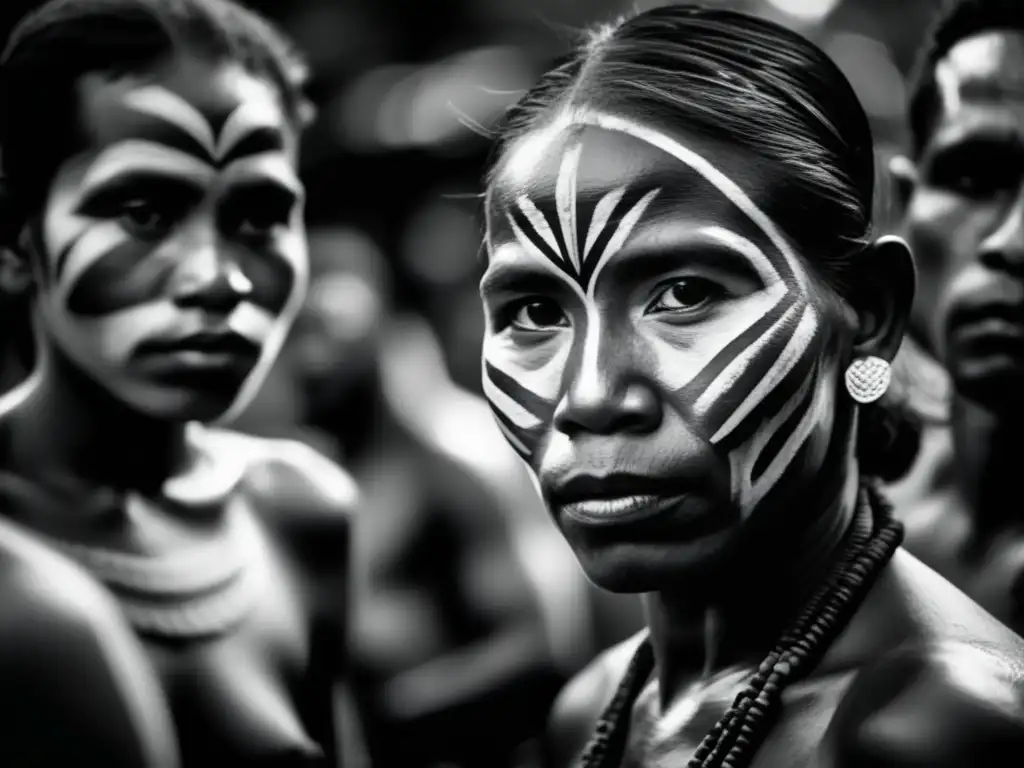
[547,550,1024,767]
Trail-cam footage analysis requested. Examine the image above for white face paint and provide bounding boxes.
[481,111,841,519]
[31,62,307,423]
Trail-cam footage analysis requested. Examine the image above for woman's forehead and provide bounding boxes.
[489,118,778,211]
[486,114,803,283]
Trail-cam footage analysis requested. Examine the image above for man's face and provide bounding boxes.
[480,113,851,591]
[32,54,308,423]
[903,31,1024,410]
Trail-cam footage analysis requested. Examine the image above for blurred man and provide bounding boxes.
[889,0,1024,633]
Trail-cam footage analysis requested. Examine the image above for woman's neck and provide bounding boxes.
[4,347,189,496]
[643,462,859,709]
[951,396,1024,536]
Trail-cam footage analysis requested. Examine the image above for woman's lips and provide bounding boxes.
[559,493,688,526]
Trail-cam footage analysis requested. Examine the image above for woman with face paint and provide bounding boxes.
[0,1,356,765]
[479,6,1024,768]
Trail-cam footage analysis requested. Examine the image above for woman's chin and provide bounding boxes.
[573,527,738,594]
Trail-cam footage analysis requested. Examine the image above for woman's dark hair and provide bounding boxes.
[0,0,313,374]
[485,4,919,482]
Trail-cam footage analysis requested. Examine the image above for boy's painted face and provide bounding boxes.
[33,55,307,422]
[480,112,851,589]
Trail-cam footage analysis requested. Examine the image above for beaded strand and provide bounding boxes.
[580,478,903,768]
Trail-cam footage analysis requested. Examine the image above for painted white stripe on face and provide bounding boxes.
[482,370,543,428]
[572,111,808,292]
[493,416,533,458]
[481,243,573,423]
[647,286,786,393]
[504,220,587,304]
[583,187,625,260]
[51,298,277,367]
[80,141,215,191]
[124,86,219,157]
[225,301,276,343]
[709,304,817,442]
[516,195,564,261]
[732,360,836,511]
[585,188,660,298]
[54,222,132,304]
[216,99,283,157]
[694,301,802,421]
[483,348,568,434]
[695,226,785,291]
[48,298,184,365]
[935,59,962,114]
[221,153,303,195]
[555,143,583,272]
[215,226,308,425]
[124,85,286,164]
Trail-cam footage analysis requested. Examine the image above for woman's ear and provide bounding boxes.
[848,235,916,363]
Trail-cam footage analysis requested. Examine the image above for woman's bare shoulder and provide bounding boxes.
[824,550,1024,767]
[825,638,1024,767]
[546,630,648,768]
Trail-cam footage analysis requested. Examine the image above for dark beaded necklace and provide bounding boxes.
[579,478,903,768]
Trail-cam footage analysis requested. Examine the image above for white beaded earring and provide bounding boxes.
[844,355,891,404]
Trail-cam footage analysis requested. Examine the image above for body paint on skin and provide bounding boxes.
[482,111,838,515]
[34,82,307,423]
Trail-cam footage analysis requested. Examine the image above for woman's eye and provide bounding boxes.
[509,299,568,332]
[649,277,723,314]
